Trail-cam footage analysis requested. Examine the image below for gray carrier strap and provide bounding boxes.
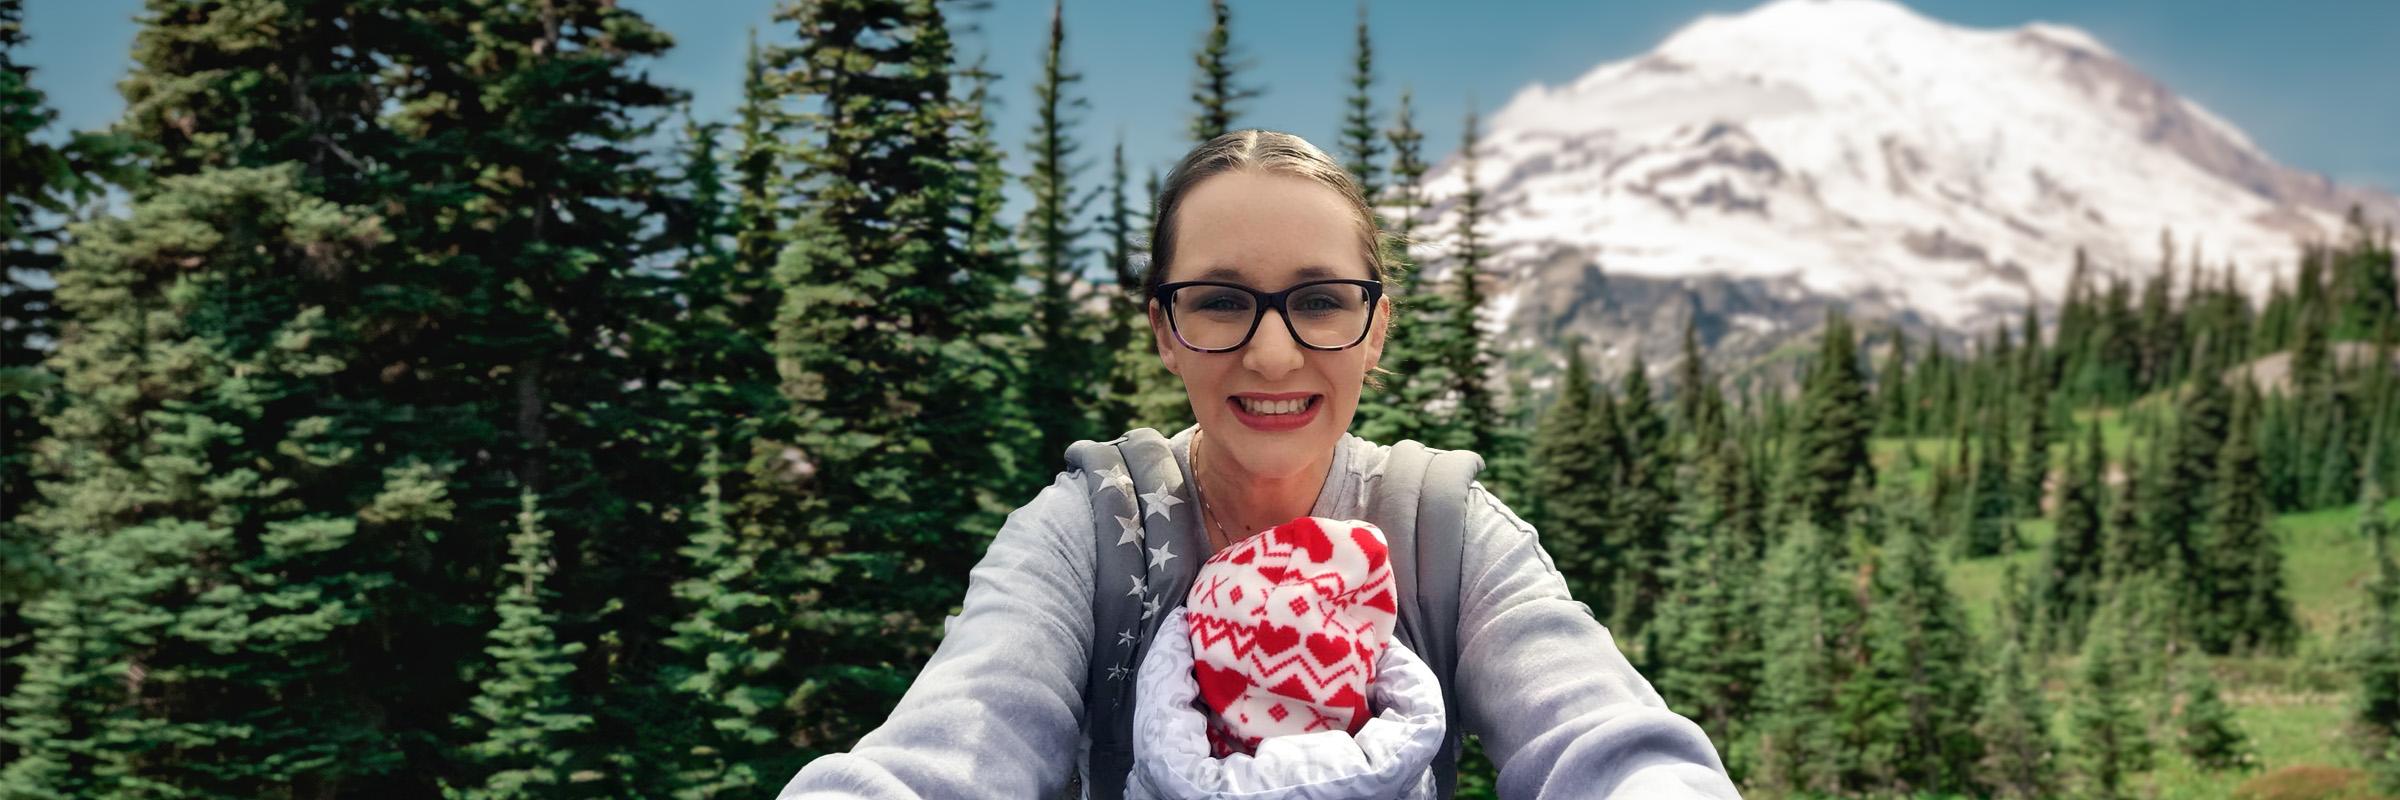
[1065,429,1207,800]
[1370,440,1485,800]
[1067,431,1483,800]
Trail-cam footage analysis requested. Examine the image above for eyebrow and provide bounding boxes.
[1197,264,1344,282]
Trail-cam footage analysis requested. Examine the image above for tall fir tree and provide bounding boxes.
[2039,423,2108,651]
[1527,339,1613,607]
[1782,309,1874,531]
[1124,166,1190,433]
[1841,492,1983,794]
[1337,0,1383,212]
[1354,88,1452,448]
[1021,0,1101,465]
[765,0,1031,758]
[2068,617,2155,800]
[2353,476,2400,794]
[449,489,597,800]
[1974,637,2055,799]
[657,441,781,799]
[2200,381,2300,655]
[1752,520,1860,795]
[2171,657,2253,771]
[1423,107,1501,455]
[1611,357,1676,636]
[1650,436,1764,778]
[1187,0,1258,145]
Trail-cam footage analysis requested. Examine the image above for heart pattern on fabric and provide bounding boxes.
[1183,516,1397,758]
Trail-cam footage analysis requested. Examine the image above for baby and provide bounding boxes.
[1129,517,1447,799]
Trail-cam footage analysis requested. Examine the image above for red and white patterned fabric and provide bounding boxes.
[1183,516,1399,757]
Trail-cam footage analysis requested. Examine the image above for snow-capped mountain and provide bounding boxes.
[1401,0,2399,381]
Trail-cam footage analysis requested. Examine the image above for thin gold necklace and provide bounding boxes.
[1192,429,1243,553]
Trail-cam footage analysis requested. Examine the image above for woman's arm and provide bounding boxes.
[776,471,1095,799]
[1452,483,1742,800]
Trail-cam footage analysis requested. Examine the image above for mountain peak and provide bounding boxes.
[1408,0,2397,379]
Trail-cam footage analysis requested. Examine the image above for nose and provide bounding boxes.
[1242,308,1306,379]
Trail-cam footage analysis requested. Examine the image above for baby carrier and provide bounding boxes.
[1064,428,1484,799]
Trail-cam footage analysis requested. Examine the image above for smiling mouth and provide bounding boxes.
[1232,395,1321,416]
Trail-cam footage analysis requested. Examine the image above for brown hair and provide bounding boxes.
[1143,130,1401,385]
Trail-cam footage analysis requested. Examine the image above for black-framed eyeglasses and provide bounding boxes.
[1152,278,1384,353]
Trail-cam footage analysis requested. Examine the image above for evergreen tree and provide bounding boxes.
[1527,339,1612,607]
[1973,637,2054,799]
[1875,326,1911,436]
[2334,206,2400,341]
[1651,436,1764,773]
[1842,494,1982,794]
[1782,309,1874,531]
[2201,381,2300,654]
[2153,340,2232,623]
[2171,658,2253,771]
[1187,0,1258,145]
[657,441,781,798]
[2039,423,2108,651]
[1424,107,1500,455]
[1960,404,2017,558]
[2068,619,2155,800]
[1097,139,1148,434]
[1124,166,1190,433]
[1678,316,1730,447]
[2354,477,2400,794]
[1337,1,1383,212]
[1753,520,1859,795]
[1353,88,1450,448]
[766,0,1031,758]
[1022,0,1100,464]
[449,489,597,799]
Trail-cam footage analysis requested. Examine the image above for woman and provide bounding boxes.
[777,130,1739,799]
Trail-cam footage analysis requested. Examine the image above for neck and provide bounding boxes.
[1194,428,1332,540]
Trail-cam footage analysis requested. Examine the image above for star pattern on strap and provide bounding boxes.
[1114,514,1142,548]
[1138,489,1183,521]
[1106,663,1129,682]
[1126,574,1148,598]
[1141,594,1163,620]
[1117,628,1137,647]
[1146,540,1178,572]
[1094,465,1134,498]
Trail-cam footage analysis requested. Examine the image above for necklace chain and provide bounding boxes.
[1192,429,1242,552]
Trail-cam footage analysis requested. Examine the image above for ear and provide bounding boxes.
[1364,295,1392,373]
[1149,300,1183,376]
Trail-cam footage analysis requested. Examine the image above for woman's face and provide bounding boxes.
[1150,169,1389,483]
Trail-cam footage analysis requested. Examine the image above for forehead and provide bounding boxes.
[1169,170,1370,286]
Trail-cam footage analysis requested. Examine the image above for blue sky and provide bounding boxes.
[18,0,2400,207]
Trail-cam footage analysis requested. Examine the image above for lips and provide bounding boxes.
[1227,392,1322,432]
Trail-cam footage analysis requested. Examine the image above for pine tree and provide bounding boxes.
[1651,436,1764,773]
[1842,493,1982,794]
[1678,316,1730,447]
[1875,326,1912,436]
[1188,0,1259,145]
[2039,423,2108,651]
[766,0,1031,757]
[1337,1,1383,212]
[2354,477,2400,794]
[1783,309,1874,531]
[1528,339,1613,607]
[1611,358,1675,635]
[1425,107,1500,455]
[0,0,118,728]
[1022,0,1101,465]
[1753,520,1859,795]
[1960,404,2017,558]
[660,443,781,798]
[1124,166,1190,433]
[449,489,597,799]
[2153,341,2232,625]
[1354,88,1449,447]
[2068,618,2155,800]
[2201,381,2299,654]
[1098,139,1149,435]
[2171,658,2253,771]
[1973,637,2054,799]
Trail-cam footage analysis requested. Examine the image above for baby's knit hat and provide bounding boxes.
[1183,516,1399,757]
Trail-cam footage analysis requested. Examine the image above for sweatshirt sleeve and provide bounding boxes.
[1451,482,1743,800]
[775,470,1095,799]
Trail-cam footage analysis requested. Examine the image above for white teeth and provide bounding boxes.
[1238,397,1312,415]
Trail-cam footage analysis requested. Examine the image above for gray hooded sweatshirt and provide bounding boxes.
[776,426,1743,799]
